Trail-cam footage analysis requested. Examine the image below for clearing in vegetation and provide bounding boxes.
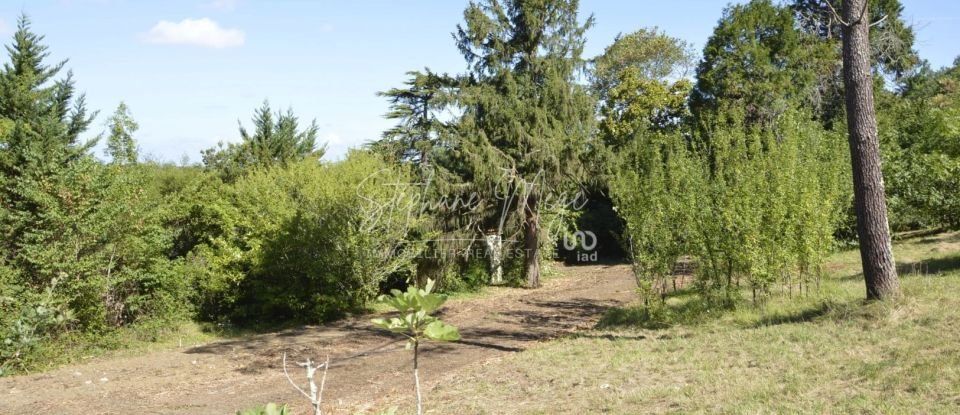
[2,231,959,414]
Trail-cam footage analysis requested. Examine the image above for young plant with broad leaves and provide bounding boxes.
[371,279,460,415]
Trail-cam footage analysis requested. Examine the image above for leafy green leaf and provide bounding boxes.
[423,320,460,342]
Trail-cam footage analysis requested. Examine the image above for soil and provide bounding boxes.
[0,263,637,414]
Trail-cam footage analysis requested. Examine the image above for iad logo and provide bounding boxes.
[563,230,598,262]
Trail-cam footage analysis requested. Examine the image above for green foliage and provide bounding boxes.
[372,278,460,415]
[691,0,828,128]
[591,27,694,103]
[453,0,598,285]
[0,19,198,371]
[191,151,424,324]
[0,278,72,375]
[611,110,850,307]
[592,28,694,148]
[881,58,960,230]
[372,279,461,344]
[104,101,138,165]
[789,0,920,127]
[372,70,456,167]
[202,101,325,182]
[236,403,289,415]
[611,131,701,304]
[791,0,919,79]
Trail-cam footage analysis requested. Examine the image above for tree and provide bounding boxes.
[591,28,694,148]
[454,0,597,287]
[691,0,823,129]
[372,279,460,415]
[372,70,486,287]
[791,0,918,78]
[591,27,694,108]
[880,58,960,230]
[202,101,324,182]
[104,102,139,165]
[372,69,456,168]
[0,15,96,279]
[790,0,919,127]
[840,0,900,299]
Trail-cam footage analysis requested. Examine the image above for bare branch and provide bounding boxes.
[282,352,314,402]
[317,355,329,414]
[825,0,849,27]
[870,14,889,28]
[853,0,870,25]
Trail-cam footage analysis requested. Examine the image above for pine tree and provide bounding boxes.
[0,15,96,270]
[690,0,825,130]
[105,102,139,165]
[790,0,919,127]
[840,0,900,299]
[239,101,320,166]
[454,0,597,287]
[201,101,325,182]
[0,15,95,170]
[373,69,456,168]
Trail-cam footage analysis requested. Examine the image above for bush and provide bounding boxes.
[611,110,849,306]
[190,151,425,324]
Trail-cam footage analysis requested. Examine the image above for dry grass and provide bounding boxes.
[382,231,960,414]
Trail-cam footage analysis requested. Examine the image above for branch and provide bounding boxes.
[282,352,314,402]
[870,14,888,28]
[282,352,330,415]
[825,0,849,27]
[854,0,869,25]
[317,355,329,414]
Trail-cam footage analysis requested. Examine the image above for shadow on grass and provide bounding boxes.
[748,300,839,328]
[894,228,945,241]
[596,289,721,330]
[840,254,960,281]
[913,230,960,244]
[896,255,960,276]
[597,287,864,331]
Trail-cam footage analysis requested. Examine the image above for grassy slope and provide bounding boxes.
[412,231,960,414]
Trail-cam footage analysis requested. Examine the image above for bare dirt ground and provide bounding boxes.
[0,263,637,414]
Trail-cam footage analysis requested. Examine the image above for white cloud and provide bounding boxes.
[202,0,237,11]
[0,18,10,35]
[143,18,244,48]
[319,23,335,33]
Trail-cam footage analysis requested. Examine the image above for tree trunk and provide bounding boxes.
[413,339,422,415]
[523,192,541,288]
[841,0,900,300]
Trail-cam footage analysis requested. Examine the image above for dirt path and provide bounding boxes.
[0,264,636,414]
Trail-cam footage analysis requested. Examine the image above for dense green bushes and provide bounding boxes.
[187,152,423,324]
[0,18,429,371]
[881,59,960,230]
[0,159,194,372]
[611,111,849,306]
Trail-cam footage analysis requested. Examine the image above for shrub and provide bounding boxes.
[191,151,425,324]
[611,110,849,306]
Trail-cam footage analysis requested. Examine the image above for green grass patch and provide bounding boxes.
[10,321,231,375]
[407,231,960,414]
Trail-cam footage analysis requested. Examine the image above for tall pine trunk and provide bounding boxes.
[524,192,541,288]
[841,0,900,300]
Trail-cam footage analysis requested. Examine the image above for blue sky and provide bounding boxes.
[1,0,957,163]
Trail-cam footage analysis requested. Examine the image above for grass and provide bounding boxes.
[400,231,960,414]
[13,321,234,375]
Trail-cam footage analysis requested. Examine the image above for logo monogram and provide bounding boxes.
[563,230,597,251]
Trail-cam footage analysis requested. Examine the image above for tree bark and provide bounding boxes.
[841,0,900,300]
[413,340,422,415]
[523,192,541,288]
